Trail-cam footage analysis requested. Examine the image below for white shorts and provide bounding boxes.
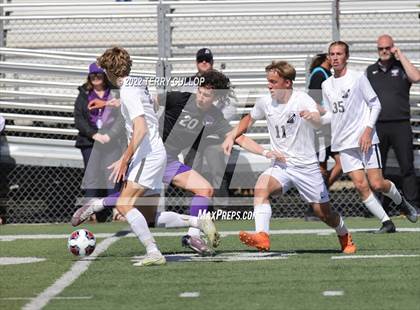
[262,162,329,204]
[340,144,382,173]
[126,146,166,190]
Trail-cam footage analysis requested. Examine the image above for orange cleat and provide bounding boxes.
[239,231,270,251]
[338,233,357,254]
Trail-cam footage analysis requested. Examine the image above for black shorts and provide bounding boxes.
[317,146,339,163]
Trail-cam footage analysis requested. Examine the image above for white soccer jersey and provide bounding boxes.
[322,69,380,152]
[120,76,164,159]
[251,90,319,166]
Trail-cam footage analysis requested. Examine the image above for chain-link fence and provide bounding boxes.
[0,0,419,223]
[0,159,406,224]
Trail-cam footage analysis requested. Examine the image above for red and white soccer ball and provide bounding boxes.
[67,229,96,257]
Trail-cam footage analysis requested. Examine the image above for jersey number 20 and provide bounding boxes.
[179,115,199,129]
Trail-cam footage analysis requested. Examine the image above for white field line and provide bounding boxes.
[322,290,344,296]
[179,292,200,298]
[1,296,93,301]
[22,234,122,310]
[1,227,420,241]
[331,254,420,260]
[0,257,46,265]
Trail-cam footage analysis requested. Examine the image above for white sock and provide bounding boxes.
[187,227,201,237]
[363,193,390,223]
[125,208,158,254]
[334,215,349,236]
[382,181,402,205]
[92,198,105,213]
[155,211,196,228]
[254,203,272,233]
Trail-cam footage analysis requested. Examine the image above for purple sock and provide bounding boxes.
[103,192,120,208]
[190,195,210,216]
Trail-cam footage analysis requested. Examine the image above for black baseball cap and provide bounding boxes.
[196,48,213,63]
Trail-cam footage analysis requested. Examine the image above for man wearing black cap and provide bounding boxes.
[195,48,214,75]
[182,48,214,91]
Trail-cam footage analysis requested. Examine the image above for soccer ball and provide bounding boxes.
[67,229,96,257]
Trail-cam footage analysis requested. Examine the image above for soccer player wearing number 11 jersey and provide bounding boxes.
[223,61,356,253]
[321,41,417,233]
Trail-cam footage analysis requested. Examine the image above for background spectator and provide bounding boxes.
[366,34,420,210]
[74,62,125,222]
[308,53,342,188]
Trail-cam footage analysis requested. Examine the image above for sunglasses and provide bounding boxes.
[89,73,104,80]
[197,57,213,64]
[377,46,392,51]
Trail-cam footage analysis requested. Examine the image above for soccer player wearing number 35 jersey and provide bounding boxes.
[321,41,417,234]
[223,61,356,253]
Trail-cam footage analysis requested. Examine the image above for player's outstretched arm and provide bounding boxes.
[234,135,264,155]
[88,98,121,110]
[222,114,254,155]
[88,98,106,110]
[299,110,321,128]
[234,135,286,162]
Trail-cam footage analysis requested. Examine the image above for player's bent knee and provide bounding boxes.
[194,187,214,198]
[313,202,334,223]
[315,212,328,222]
[254,188,271,200]
[353,181,370,194]
[369,181,385,193]
[314,209,328,222]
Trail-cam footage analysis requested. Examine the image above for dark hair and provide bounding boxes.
[309,53,328,73]
[199,69,235,105]
[82,72,112,91]
[328,41,350,57]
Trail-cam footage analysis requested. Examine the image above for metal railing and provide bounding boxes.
[1,49,419,139]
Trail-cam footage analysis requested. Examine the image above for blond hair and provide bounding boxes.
[265,61,296,81]
[97,46,132,77]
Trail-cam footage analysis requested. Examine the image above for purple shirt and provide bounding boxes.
[87,89,115,129]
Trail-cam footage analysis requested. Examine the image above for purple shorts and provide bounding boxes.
[163,159,192,185]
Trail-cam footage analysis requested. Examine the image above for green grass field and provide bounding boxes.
[1,217,419,310]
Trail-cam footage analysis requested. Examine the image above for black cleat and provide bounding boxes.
[397,195,418,223]
[374,220,396,234]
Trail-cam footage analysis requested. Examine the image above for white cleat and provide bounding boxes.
[197,213,220,248]
[133,252,166,267]
[70,198,101,227]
